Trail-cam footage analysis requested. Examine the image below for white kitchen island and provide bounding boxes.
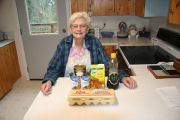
[23,65,180,120]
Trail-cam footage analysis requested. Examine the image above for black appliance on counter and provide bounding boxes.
[117,28,180,66]
[0,32,8,42]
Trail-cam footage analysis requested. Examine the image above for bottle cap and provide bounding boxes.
[111,53,116,58]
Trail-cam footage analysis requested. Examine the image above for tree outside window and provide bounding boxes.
[26,0,58,35]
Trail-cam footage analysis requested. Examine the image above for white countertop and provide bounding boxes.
[0,39,14,48]
[100,37,153,46]
[23,65,180,120]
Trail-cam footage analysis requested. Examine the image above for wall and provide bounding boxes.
[149,17,180,37]
[66,0,150,37]
[0,0,29,80]
[91,15,149,37]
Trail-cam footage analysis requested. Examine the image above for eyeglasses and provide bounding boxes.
[71,24,87,29]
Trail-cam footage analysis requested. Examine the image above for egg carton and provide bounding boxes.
[67,89,116,105]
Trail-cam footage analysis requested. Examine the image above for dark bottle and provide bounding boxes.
[107,53,119,89]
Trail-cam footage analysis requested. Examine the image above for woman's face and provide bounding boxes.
[70,18,89,40]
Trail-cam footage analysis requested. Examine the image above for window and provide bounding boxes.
[26,0,58,35]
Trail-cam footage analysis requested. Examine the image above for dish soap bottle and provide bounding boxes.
[107,53,119,89]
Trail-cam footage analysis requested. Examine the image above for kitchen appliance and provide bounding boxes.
[94,27,100,39]
[0,32,8,41]
[117,28,180,68]
[117,22,128,38]
[88,27,100,38]
[88,28,95,36]
[120,45,176,64]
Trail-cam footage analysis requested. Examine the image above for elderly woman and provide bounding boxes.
[41,12,136,95]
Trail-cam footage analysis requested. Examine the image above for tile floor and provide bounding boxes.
[0,77,41,120]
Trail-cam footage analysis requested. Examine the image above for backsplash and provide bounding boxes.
[90,15,149,37]
[149,16,180,38]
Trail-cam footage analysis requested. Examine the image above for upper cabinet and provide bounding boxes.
[71,0,90,14]
[71,0,170,17]
[168,0,180,25]
[91,0,115,16]
[115,0,135,15]
[135,0,170,17]
[135,0,145,16]
[71,0,135,16]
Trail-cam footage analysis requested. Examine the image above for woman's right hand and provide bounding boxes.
[41,80,52,95]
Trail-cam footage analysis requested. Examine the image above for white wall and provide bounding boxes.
[91,15,149,37]
[149,17,180,37]
[0,0,29,80]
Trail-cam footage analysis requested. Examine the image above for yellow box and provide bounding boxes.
[90,64,105,89]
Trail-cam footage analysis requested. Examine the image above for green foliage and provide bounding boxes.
[26,0,57,34]
[26,0,57,24]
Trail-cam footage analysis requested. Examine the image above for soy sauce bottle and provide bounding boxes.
[107,53,119,89]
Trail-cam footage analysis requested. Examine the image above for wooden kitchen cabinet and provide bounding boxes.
[135,0,170,17]
[103,45,117,57]
[71,0,115,15]
[0,41,21,98]
[115,0,135,15]
[91,0,115,16]
[71,0,90,14]
[71,0,135,16]
[168,0,180,25]
[8,42,21,83]
[135,0,145,16]
[0,45,12,98]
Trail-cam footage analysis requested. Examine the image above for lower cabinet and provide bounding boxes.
[0,41,21,98]
[103,45,134,76]
[103,45,117,57]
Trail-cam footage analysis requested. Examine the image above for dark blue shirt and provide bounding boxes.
[42,35,129,85]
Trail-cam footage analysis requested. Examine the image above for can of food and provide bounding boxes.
[74,64,86,76]
[69,73,81,89]
[81,73,90,89]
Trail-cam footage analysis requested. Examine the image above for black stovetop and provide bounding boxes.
[120,45,176,64]
[119,28,180,65]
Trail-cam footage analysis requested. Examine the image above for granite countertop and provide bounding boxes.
[0,39,15,48]
[100,37,153,46]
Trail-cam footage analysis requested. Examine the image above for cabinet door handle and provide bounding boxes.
[62,28,66,33]
[169,9,174,14]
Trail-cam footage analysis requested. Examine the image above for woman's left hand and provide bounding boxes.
[122,77,136,89]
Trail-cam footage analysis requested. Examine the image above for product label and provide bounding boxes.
[109,72,118,85]
[90,64,105,89]
[76,72,83,76]
[70,76,81,89]
[81,75,90,89]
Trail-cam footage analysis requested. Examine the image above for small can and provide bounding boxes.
[81,73,90,89]
[74,64,86,76]
[70,73,81,89]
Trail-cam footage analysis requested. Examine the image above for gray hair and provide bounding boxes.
[69,12,91,26]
